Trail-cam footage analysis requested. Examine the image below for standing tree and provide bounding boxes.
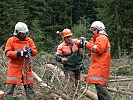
[0,0,28,45]
[96,0,133,58]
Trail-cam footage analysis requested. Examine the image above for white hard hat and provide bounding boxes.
[90,21,105,30]
[14,22,29,35]
[90,21,108,36]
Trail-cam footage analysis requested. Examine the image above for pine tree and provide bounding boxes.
[72,0,97,24]
[0,0,28,45]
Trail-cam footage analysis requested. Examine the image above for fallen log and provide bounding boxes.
[45,64,65,79]
[32,71,50,88]
[108,87,133,96]
[44,64,133,98]
[49,93,64,100]
[45,64,98,100]
[109,76,133,79]
[44,65,133,84]
[80,87,98,100]
[32,71,69,100]
[45,64,86,81]
[109,78,133,82]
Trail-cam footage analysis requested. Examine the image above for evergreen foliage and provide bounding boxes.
[96,0,133,58]
[0,0,132,57]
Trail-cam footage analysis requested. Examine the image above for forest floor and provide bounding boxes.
[0,51,133,100]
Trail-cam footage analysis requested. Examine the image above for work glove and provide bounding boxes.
[79,37,87,48]
[17,46,32,57]
[80,37,86,41]
[23,46,32,55]
[23,46,32,57]
[17,50,28,57]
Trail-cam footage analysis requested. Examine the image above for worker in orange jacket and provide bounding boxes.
[82,21,112,100]
[55,28,83,87]
[4,22,37,100]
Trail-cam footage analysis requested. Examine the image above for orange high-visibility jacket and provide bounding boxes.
[4,36,37,85]
[56,39,84,71]
[56,39,80,56]
[85,34,111,86]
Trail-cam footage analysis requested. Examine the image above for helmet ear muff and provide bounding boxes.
[16,30,18,33]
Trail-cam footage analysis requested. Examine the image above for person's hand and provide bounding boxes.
[61,58,68,63]
[23,46,32,55]
[79,37,88,48]
[80,37,86,41]
[17,50,28,57]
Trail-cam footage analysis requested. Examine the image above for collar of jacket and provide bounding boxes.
[63,39,75,46]
[92,34,101,41]
[14,36,29,41]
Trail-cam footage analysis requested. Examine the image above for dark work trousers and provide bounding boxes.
[3,84,35,100]
[95,84,112,100]
[64,68,81,87]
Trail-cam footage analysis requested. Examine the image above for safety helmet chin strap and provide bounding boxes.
[92,28,108,36]
[93,31,98,35]
[18,34,27,40]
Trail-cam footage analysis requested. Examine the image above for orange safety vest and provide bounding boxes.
[85,34,111,86]
[4,36,37,85]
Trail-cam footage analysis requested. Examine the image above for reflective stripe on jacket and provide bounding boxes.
[4,36,37,84]
[85,34,110,86]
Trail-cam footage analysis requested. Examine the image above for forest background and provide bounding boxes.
[0,0,133,58]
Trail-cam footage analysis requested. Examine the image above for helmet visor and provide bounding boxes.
[19,32,27,34]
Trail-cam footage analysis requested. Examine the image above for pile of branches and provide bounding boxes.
[29,51,133,100]
[30,52,98,100]
[0,45,133,100]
